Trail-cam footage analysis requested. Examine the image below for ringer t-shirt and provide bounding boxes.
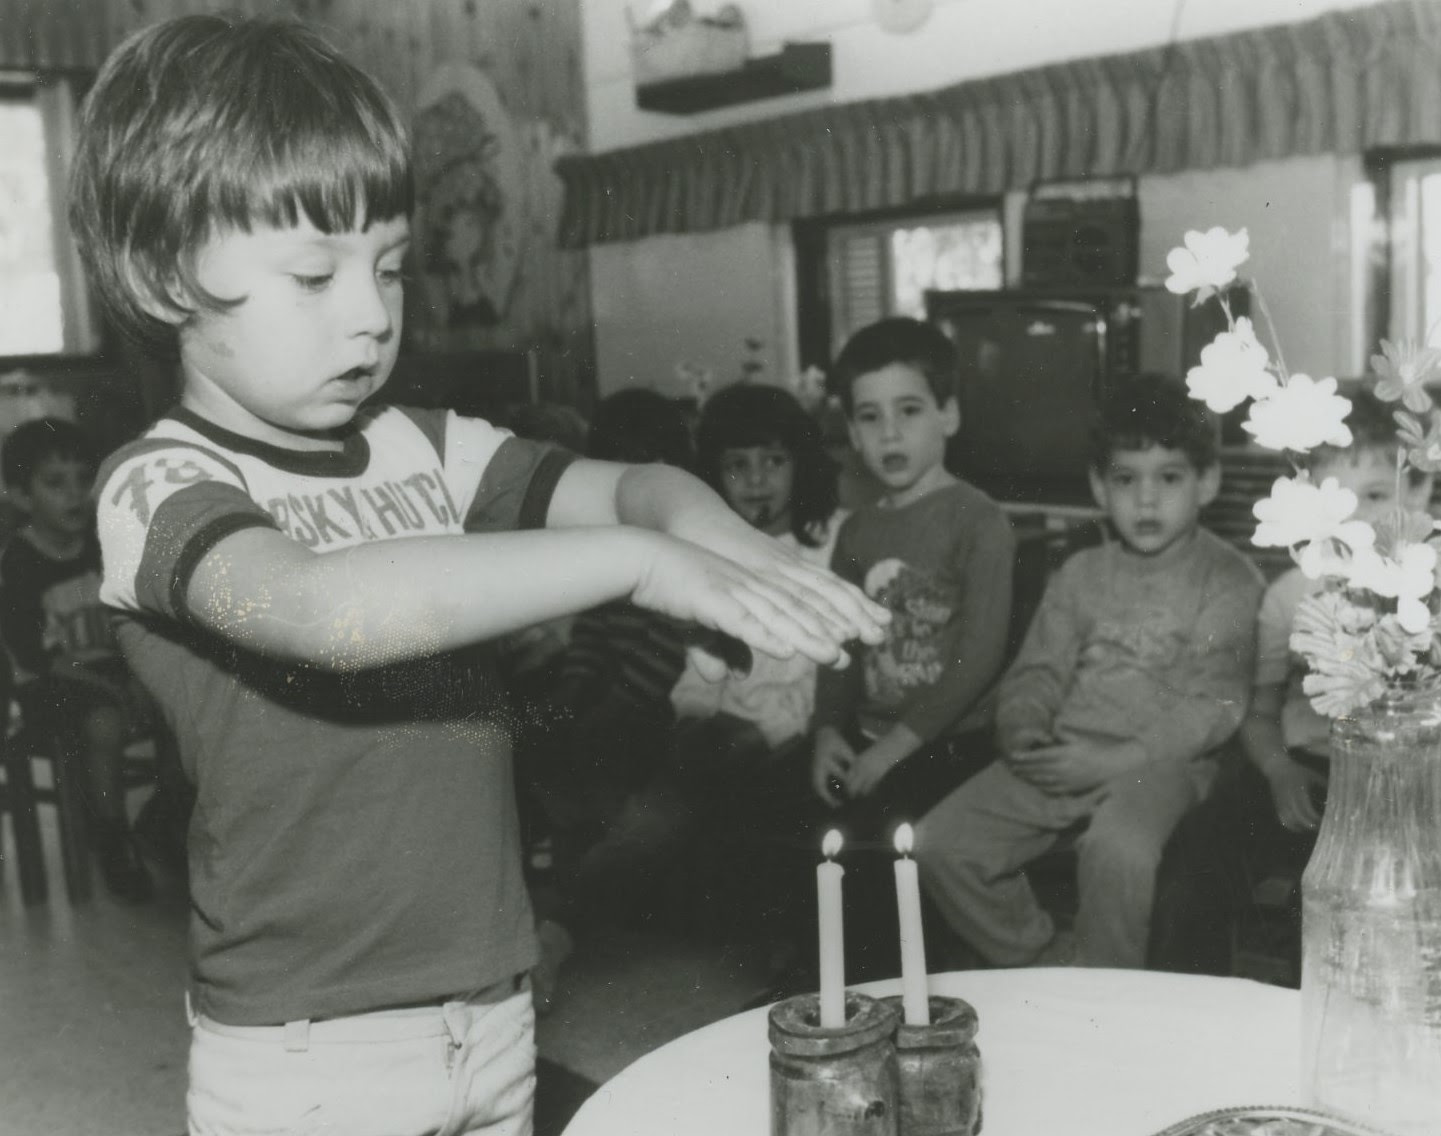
[96,403,572,1026]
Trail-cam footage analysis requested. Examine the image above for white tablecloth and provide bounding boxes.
[562,969,1302,1136]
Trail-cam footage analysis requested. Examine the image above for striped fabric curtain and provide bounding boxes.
[556,0,1441,247]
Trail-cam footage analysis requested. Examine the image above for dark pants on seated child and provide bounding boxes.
[753,726,994,991]
[1147,752,1324,978]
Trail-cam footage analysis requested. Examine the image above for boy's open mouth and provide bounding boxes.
[881,454,908,472]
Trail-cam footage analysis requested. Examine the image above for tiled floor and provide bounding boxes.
[0,804,771,1136]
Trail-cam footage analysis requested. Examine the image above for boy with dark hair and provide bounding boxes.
[1149,386,1434,975]
[71,16,886,1132]
[916,374,1264,969]
[805,317,1014,980]
[0,418,152,901]
[812,317,1014,813]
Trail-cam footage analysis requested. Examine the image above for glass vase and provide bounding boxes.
[1301,687,1441,1133]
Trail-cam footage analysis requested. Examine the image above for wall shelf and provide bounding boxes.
[635,42,831,115]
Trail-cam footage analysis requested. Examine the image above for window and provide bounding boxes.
[1374,151,1441,350]
[818,207,1003,359]
[0,76,97,357]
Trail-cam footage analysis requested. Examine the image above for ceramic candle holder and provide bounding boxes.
[769,991,900,1136]
[879,994,982,1136]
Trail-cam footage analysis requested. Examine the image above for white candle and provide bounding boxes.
[893,823,930,1026]
[818,829,846,1028]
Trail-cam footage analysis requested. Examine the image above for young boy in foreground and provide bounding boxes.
[915,375,1263,969]
[71,16,885,1134]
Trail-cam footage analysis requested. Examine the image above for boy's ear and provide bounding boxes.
[1197,463,1221,508]
[1087,466,1109,510]
[126,258,193,327]
[940,396,961,438]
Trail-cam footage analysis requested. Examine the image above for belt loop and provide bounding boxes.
[283,1019,311,1053]
[184,990,199,1028]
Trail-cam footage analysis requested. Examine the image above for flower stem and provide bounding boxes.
[1249,279,1290,382]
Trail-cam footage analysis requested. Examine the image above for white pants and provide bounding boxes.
[187,978,535,1136]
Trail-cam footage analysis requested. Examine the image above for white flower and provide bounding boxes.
[1184,318,1277,413]
[1346,543,1438,633]
[1251,475,1374,581]
[1165,227,1250,295]
[1241,374,1354,452]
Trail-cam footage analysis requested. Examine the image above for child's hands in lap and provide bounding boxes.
[811,726,855,807]
[1008,741,1115,795]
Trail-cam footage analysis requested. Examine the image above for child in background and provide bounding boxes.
[812,317,1015,825]
[512,388,698,1008]
[916,375,1263,969]
[665,384,847,949]
[72,17,886,1134]
[1148,389,1432,976]
[0,418,152,902]
[670,382,845,764]
[807,317,1015,984]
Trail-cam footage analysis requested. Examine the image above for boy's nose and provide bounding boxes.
[347,276,395,339]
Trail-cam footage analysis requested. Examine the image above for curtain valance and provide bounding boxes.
[556,0,1441,248]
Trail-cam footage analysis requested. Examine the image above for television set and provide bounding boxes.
[925,285,1235,506]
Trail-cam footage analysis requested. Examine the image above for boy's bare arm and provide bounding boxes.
[183,460,887,673]
[552,459,886,647]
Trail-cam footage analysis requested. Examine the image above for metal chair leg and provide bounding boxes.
[50,737,92,904]
[2,742,47,905]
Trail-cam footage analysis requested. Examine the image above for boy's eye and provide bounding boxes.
[291,273,333,292]
[377,264,406,285]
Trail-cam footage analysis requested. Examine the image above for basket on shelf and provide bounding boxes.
[628,1,749,86]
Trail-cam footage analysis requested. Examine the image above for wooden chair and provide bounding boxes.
[0,704,163,906]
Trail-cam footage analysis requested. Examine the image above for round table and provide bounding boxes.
[562,969,1302,1136]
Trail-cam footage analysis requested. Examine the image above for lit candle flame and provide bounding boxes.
[822,829,843,859]
[894,823,915,857]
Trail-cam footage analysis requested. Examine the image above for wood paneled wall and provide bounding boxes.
[3,0,595,410]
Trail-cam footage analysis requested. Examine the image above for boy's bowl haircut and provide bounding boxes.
[68,15,413,355]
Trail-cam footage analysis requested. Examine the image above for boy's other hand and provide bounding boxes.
[1009,741,1114,795]
[1264,757,1325,831]
[676,514,890,652]
[812,726,855,807]
[633,534,859,669]
[682,631,752,683]
[844,740,906,799]
[1002,725,1054,756]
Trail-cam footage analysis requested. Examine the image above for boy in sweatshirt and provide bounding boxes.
[915,375,1263,968]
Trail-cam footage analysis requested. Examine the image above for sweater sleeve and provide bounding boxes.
[994,554,1086,751]
[1127,558,1262,767]
[898,507,1016,741]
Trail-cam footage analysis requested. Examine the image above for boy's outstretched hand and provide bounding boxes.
[651,514,887,660]
[633,530,886,670]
